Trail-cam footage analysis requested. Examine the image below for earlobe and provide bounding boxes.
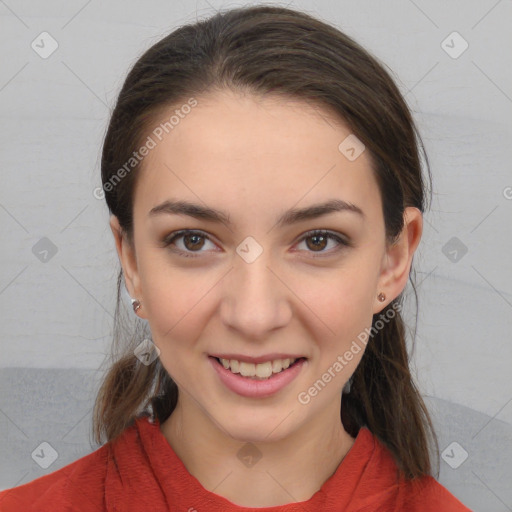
[373,207,423,313]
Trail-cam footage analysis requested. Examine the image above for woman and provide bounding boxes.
[0,5,472,511]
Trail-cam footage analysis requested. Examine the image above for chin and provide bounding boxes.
[208,405,298,444]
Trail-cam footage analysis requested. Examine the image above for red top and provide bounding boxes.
[0,415,472,511]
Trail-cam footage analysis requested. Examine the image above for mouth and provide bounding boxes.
[208,355,307,398]
[212,356,307,380]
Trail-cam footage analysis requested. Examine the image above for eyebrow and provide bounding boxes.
[148,198,365,228]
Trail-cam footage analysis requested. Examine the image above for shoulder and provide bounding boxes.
[397,474,473,511]
[354,428,472,511]
[0,418,150,512]
[0,442,110,512]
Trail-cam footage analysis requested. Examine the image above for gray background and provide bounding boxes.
[1,0,511,510]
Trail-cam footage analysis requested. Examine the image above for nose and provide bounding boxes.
[219,251,292,340]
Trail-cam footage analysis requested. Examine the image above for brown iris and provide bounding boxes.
[183,233,205,251]
[305,233,328,251]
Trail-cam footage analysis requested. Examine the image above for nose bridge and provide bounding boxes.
[220,244,291,338]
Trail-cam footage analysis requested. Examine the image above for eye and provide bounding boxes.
[294,229,351,256]
[162,229,351,259]
[162,230,217,258]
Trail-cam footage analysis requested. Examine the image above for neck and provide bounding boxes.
[160,396,355,507]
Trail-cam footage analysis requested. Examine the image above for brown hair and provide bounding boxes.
[94,5,438,479]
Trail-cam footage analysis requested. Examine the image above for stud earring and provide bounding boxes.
[131,298,141,312]
[377,292,386,302]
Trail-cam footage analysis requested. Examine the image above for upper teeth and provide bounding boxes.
[219,357,298,379]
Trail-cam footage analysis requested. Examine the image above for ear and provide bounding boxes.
[109,215,146,319]
[373,206,423,314]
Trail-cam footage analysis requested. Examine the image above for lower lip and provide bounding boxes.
[209,356,306,398]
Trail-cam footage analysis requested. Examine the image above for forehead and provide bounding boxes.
[133,89,382,228]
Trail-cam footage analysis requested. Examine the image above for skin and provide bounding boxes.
[110,89,423,507]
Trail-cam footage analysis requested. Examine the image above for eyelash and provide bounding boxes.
[161,229,352,258]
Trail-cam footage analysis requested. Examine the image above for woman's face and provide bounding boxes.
[113,89,419,442]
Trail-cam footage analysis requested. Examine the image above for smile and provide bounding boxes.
[217,357,299,379]
[208,356,307,398]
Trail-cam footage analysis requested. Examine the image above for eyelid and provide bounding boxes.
[162,228,351,257]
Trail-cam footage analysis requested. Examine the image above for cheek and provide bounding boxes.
[292,269,375,338]
[137,256,203,340]
[290,271,375,381]
[138,269,206,383]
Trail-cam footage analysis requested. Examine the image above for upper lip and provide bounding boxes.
[210,353,306,364]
